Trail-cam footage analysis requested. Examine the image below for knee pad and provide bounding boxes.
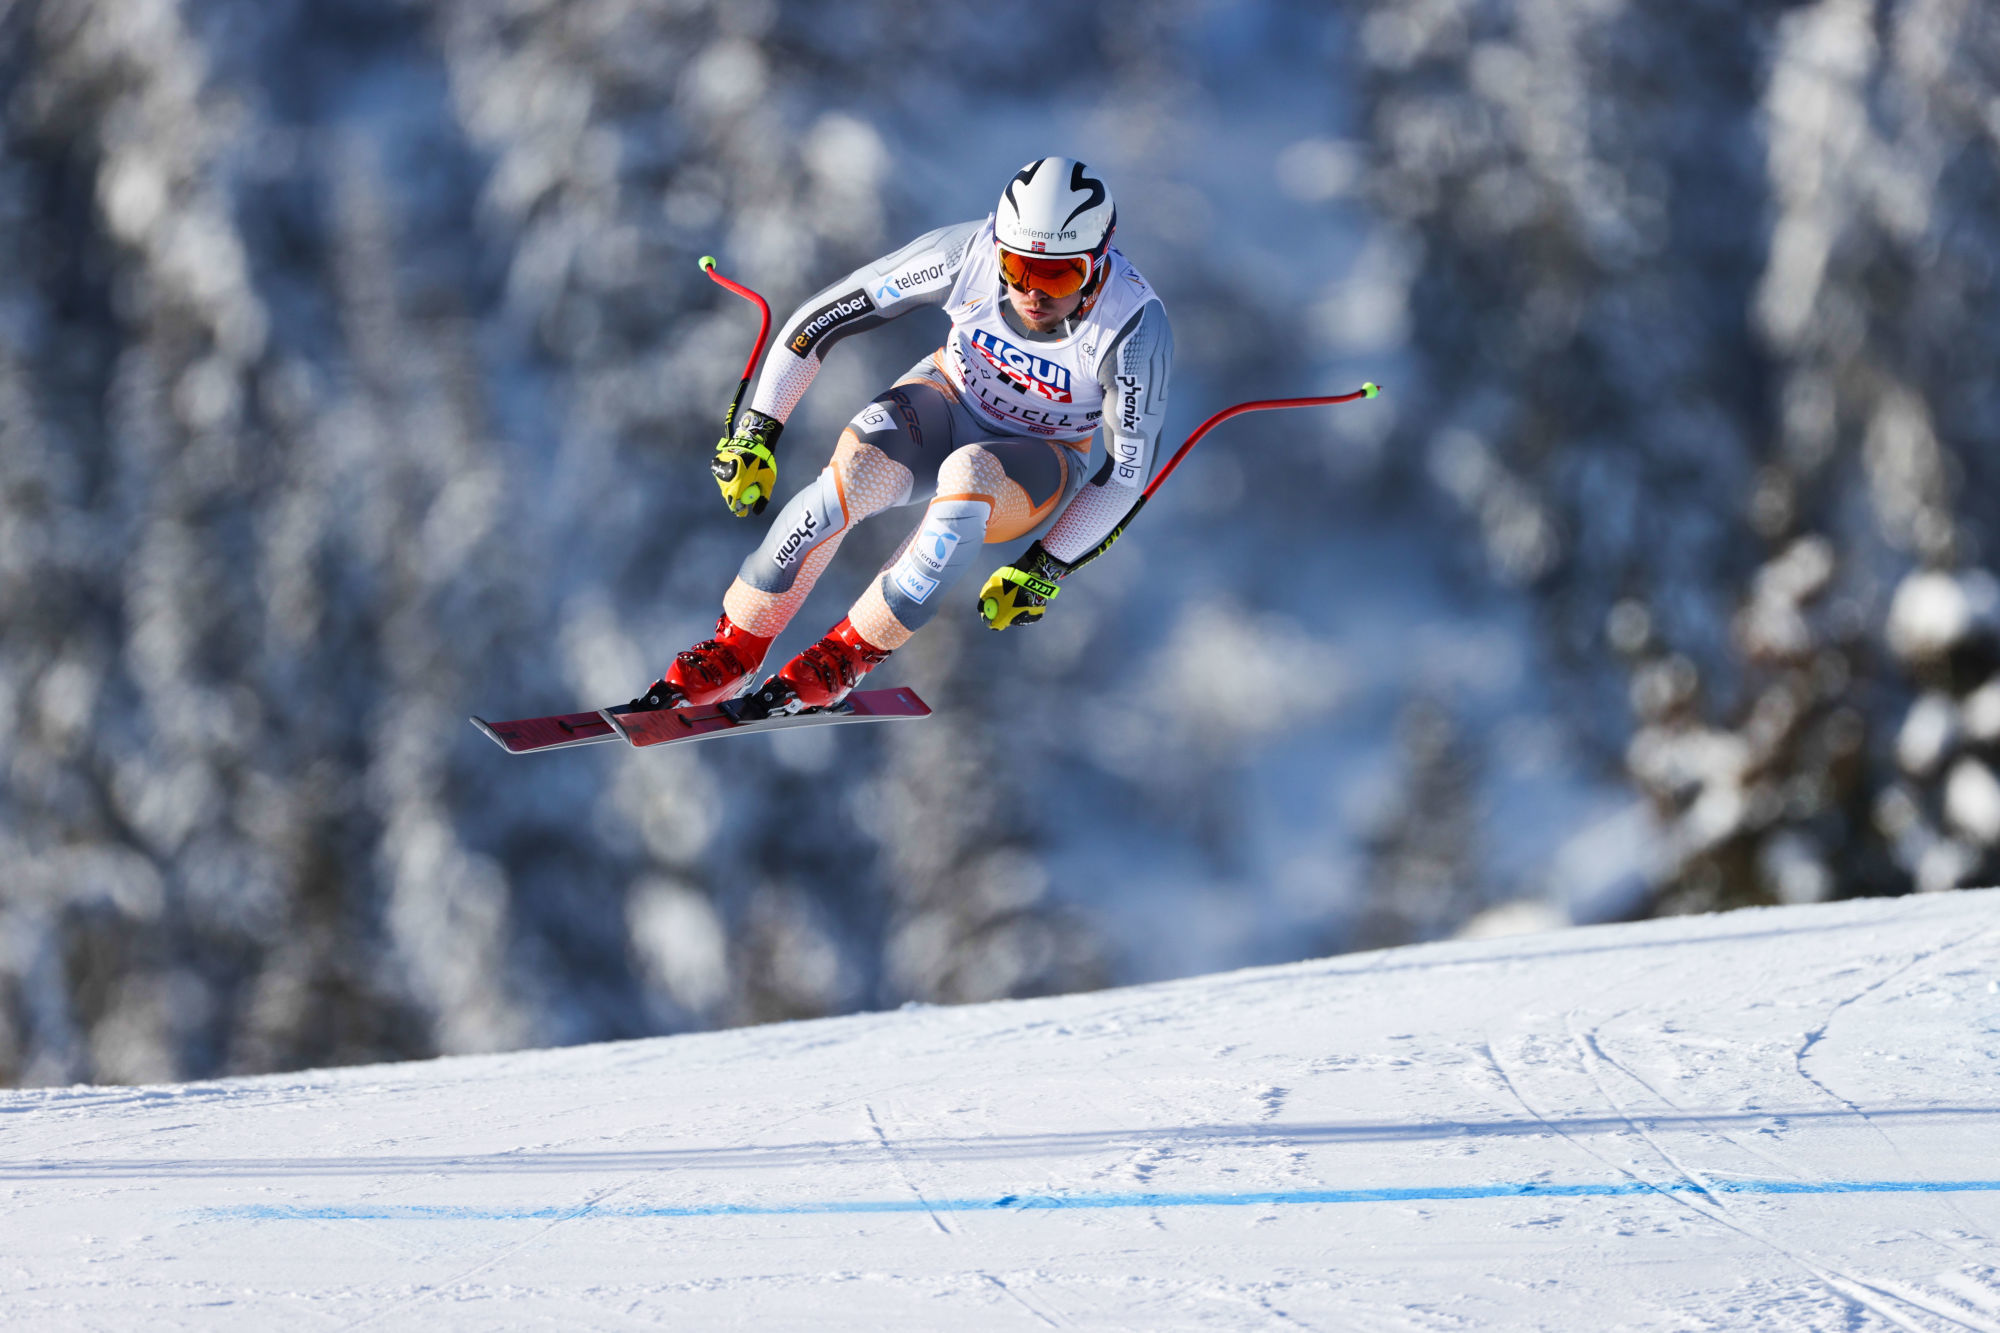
[737,466,845,598]
[879,498,992,634]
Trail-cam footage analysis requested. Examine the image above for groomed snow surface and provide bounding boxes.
[5,891,1999,1330]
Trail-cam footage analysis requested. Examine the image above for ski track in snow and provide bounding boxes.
[3,892,2000,1329]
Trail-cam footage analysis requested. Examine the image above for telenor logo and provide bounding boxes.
[873,261,950,309]
[967,329,1073,403]
[914,519,960,575]
[893,261,946,291]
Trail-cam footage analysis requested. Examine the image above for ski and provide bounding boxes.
[472,709,619,753]
[472,686,931,756]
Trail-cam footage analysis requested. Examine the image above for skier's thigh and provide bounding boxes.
[841,381,957,482]
[938,438,1070,543]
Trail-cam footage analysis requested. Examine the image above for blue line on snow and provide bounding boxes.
[207,1177,2000,1221]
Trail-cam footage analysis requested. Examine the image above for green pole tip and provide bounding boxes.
[1362,381,1380,398]
[699,255,717,271]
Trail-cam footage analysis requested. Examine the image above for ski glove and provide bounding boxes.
[978,542,1070,630]
[711,409,783,517]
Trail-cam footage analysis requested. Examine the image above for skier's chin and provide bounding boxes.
[1008,289,1079,332]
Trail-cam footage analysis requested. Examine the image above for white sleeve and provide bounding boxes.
[1042,300,1173,566]
[747,220,981,424]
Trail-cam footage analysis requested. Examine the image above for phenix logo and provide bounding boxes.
[968,329,1073,402]
[772,510,819,568]
[1117,373,1141,433]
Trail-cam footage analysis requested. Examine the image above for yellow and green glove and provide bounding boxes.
[978,542,1070,630]
[710,409,783,517]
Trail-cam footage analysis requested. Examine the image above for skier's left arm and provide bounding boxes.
[978,300,1173,630]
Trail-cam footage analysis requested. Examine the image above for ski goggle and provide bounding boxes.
[998,247,1093,298]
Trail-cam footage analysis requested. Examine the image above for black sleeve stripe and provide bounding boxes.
[786,289,879,358]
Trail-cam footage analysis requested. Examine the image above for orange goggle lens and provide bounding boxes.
[998,248,1092,298]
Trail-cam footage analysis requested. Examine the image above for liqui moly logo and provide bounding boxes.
[968,329,1073,403]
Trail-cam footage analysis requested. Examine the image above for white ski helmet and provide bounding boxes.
[995,157,1116,260]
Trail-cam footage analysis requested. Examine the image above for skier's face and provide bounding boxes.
[1007,281,1084,332]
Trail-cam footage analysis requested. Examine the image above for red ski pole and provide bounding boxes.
[1143,383,1381,502]
[699,255,773,437]
[1038,383,1382,581]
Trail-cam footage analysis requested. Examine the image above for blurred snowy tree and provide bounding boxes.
[37,0,1979,1087]
[1351,696,1484,949]
[1351,0,2000,911]
[0,0,1195,1084]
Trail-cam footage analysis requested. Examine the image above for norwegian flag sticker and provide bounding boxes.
[1031,240,1046,253]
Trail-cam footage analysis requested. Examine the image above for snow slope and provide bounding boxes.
[5,891,1999,1330]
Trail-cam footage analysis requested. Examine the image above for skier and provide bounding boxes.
[630,156,1173,717]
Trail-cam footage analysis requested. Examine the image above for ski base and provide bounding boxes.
[472,687,930,756]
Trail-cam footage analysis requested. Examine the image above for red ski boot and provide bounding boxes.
[627,613,772,711]
[737,617,892,717]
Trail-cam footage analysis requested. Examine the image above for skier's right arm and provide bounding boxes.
[712,221,979,518]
